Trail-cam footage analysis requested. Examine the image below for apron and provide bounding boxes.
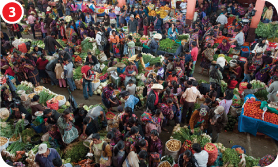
[92,141,104,163]
[62,122,78,144]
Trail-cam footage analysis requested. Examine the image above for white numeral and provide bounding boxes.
[9,7,16,17]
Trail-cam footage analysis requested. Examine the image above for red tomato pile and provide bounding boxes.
[244,100,278,125]
[244,100,263,120]
[242,48,249,52]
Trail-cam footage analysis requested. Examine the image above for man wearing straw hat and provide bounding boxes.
[146,84,163,114]
[28,11,37,39]
[149,33,162,56]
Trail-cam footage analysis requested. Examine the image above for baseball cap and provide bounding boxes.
[130,14,134,18]
[38,143,48,154]
[214,106,224,114]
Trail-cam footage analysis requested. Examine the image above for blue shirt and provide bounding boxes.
[35,148,61,167]
[124,95,139,112]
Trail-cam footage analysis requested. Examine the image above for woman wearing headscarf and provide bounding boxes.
[22,58,40,87]
[65,25,77,47]
[200,43,214,75]
[57,109,79,144]
[189,108,209,133]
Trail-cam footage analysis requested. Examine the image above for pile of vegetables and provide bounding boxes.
[214,36,229,44]
[255,22,278,39]
[56,39,67,47]
[39,90,55,105]
[63,141,89,163]
[93,80,109,95]
[21,128,36,143]
[222,148,240,166]
[171,125,211,147]
[232,98,243,108]
[161,155,174,165]
[177,34,190,41]
[158,38,176,51]
[250,80,268,100]
[73,66,82,80]
[142,53,161,66]
[16,82,34,94]
[135,38,143,47]
[220,80,228,93]
[224,114,238,131]
[0,122,14,138]
[7,141,26,155]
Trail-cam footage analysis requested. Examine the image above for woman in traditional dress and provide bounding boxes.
[189,29,199,49]
[65,25,77,47]
[124,62,138,86]
[22,58,40,87]
[200,43,214,75]
[127,35,135,58]
[57,109,79,144]
[102,83,117,112]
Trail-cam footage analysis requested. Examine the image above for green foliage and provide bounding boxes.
[57,109,65,114]
[177,34,190,41]
[56,39,67,47]
[63,141,89,163]
[73,66,82,80]
[223,148,240,167]
[14,119,25,136]
[39,90,52,105]
[0,122,14,138]
[255,22,278,39]
[21,128,36,142]
[81,39,93,52]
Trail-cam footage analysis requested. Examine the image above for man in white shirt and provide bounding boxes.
[115,2,121,28]
[192,143,209,167]
[230,29,244,47]
[95,27,103,51]
[216,12,228,25]
[180,0,187,14]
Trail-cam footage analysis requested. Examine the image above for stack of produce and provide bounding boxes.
[16,81,34,94]
[171,124,211,147]
[222,148,240,166]
[224,114,238,131]
[158,38,177,52]
[62,141,89,163]
[244,99,278,125]
[250,80,268,100]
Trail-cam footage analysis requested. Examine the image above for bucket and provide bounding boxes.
[31,123,43,133]
[165,139,181,162]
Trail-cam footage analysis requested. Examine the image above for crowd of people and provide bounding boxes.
[1,0,278,167]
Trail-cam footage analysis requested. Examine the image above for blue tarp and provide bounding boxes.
[238,94,278,141]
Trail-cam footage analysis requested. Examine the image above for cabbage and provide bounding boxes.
[97,89,101,94]
[98,86,102,89]
[94,91,97,94]
[83,105,89,111]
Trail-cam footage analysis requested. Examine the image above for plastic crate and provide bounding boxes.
[241,46,250,58]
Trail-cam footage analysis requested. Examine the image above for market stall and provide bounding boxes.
[238,94,278,141]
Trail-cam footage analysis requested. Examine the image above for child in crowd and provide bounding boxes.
[126,79,136,96]
[149,23,154,36]
[227,74,238,90]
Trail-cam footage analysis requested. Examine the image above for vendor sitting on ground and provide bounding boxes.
[30,95,45,116]
[8,99,32,123]
[124,62,138,86]
[57,109,79,144]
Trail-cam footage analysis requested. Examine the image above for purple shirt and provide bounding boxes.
[35,148,61,167]
[217,43,231,53]
[109,12,116,19]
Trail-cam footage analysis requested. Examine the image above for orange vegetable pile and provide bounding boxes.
[214,36,229,44]
[242,48,249,52]
[244,100,263,120]
[235,147,244,154]
[244,100,278,125]
[73,159,93,167]
[75,56,82,62]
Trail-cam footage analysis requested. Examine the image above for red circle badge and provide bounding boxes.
[1,1,24,24]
